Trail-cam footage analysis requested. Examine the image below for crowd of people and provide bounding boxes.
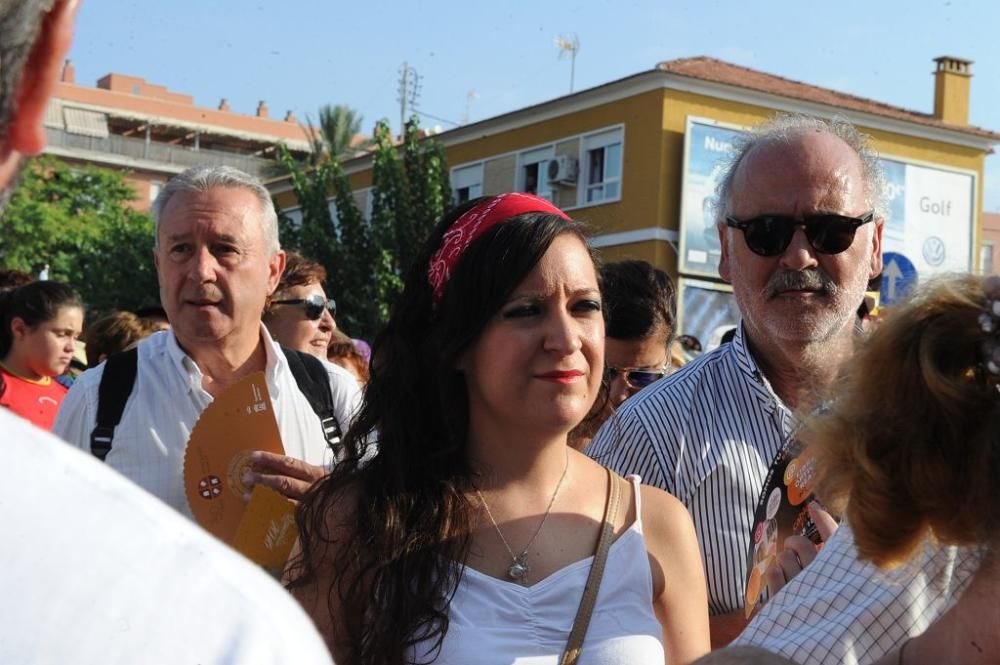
[2,2,998,664]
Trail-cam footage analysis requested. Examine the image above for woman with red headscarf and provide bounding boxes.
[287,195,709,665]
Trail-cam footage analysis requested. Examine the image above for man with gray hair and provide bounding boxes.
[1,2,333,662]
[56,165,362,513]
[588,115,885,645]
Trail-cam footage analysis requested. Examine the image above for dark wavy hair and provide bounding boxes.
[287,197,596,665]
[600,259,676,342]
[0,280,82,358]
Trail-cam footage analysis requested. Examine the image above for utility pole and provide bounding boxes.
[554,34,581,93]
[397,62,421,137]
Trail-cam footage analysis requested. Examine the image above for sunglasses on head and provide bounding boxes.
[271,294,336,320]
[724,211,875,257]
[604,364,670,391]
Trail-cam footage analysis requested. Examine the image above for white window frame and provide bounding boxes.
[451,162,484,204]
[579,127,623,206]
[516,145,555,201]
[361,187,373,224]
[981,241,994,274]
[148,180,164,204]
[327,198,339,228]
[276,202,337,230]
[280,205,304,228]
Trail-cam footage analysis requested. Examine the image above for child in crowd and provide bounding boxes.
[0,281,83,430]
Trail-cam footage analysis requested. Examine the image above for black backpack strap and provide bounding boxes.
[281,347,342,451]
[90,347,138,461]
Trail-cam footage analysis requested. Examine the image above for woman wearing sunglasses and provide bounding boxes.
[286,194,709,665]
[263,252,338,360]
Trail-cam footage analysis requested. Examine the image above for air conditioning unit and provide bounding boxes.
[547,155,578,185]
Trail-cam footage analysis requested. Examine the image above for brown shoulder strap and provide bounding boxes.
[560,468,624,665]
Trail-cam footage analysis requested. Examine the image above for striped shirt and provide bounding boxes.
[734,521,979,664]
[587,323,790,614]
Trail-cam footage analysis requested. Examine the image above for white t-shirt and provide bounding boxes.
[2,408,334,665]
[53,326,362,517]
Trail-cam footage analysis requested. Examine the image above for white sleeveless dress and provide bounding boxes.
[409,475,665,665]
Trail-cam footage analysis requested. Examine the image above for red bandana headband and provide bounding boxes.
[427,193,571,307]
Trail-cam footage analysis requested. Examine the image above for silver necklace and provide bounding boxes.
[476,449,570,583]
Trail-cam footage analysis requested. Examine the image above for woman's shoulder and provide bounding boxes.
[635,482,697,554]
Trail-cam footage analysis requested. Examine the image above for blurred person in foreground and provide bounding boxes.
[0,1,333,663]
[287,193,710,664]
[0,280,82,429]
[55,165,362,510]
[739,274,995,663]
[83,310,161,367]
[588,114,891,646]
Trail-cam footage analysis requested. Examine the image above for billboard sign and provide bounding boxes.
[880,157,975,275]
[678,119,744,277]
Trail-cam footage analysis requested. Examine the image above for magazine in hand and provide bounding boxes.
[743,439,823,619]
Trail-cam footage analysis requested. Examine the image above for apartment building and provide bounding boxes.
[44,60,311,208]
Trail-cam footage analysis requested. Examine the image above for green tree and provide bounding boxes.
[0,156,158,313]
[278,115,451,339]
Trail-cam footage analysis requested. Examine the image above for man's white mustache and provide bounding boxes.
[766,270,835,297]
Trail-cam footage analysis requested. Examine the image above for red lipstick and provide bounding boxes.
[537,370,585,384]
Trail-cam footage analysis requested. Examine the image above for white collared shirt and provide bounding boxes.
[586,324,791,615]
[3,409,333,665]
[54,325,362,517]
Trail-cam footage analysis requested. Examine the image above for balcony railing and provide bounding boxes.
[45,127,280,176]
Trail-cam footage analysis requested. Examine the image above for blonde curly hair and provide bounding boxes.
[808,274,1000,569]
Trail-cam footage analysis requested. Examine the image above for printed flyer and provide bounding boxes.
[743,440,823,618]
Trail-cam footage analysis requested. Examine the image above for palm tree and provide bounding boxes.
[307,104,371,164]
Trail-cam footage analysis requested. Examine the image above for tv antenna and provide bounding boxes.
[554,34,580,93]
[462,90,479,124]
[397,62,422,134]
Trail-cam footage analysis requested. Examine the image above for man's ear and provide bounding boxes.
[266,250,287,295]
[868,216,885,280]
[7,0,80,156]
[717,223,732,283]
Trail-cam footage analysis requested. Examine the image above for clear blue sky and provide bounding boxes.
[69,0,1000,209]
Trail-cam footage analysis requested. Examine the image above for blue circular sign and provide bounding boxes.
[880,252,918,306]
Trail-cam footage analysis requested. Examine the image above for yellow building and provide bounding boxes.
[269,56,999,343]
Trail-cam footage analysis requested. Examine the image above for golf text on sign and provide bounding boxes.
[920,198,952,215]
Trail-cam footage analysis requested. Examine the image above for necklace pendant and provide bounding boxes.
[507,556,529,581]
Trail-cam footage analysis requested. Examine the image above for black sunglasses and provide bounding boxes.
[271,295,336,320]
[604,364,670,391]
[724,211,875,257]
